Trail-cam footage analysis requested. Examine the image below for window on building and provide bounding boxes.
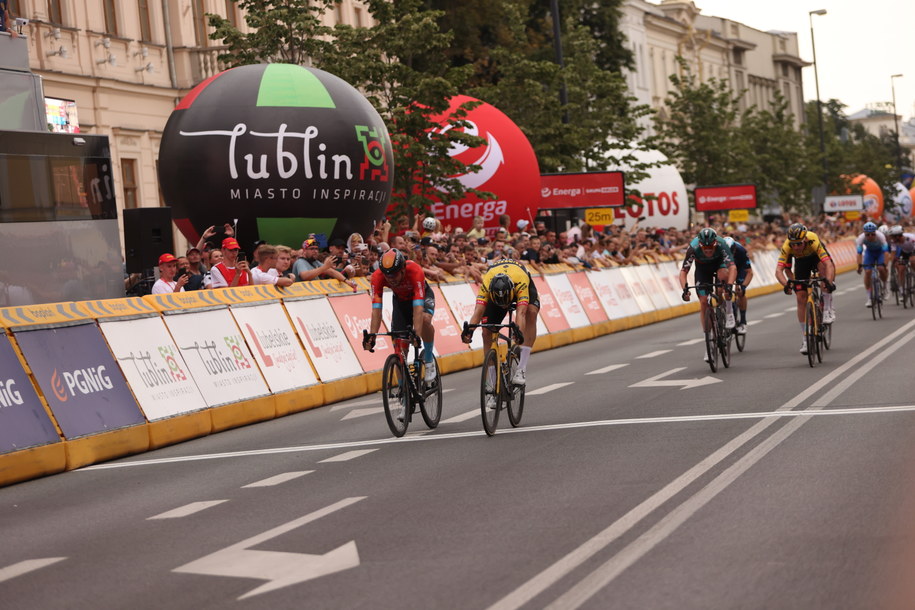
[138,0,152,41]
[225,0,238,28]
[335,2,345,25]
[732,48,744,66]
[782,64,788,78]
[192,0,207,46]
[102,0,118,35]
[121,159,138,209]
[354,6,363,27]
[47,0,62,24]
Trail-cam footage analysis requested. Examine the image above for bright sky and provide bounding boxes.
[692,0,915,119]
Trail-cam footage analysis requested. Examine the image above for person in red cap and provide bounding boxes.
[151,253,189,294]
[209,237,250,288]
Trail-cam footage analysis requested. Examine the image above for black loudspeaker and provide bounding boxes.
[123,207,174,274]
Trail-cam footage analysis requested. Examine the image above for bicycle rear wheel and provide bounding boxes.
[871,278,881,320]
[805,301,817,367]
[419,353,442,429]
[381,354,410,437]
[717,306,731,369]
[507,345,525,427]
[704,307,718,373]
[480,349,501,436]
[906,269,915,308]
[902,270,909,309]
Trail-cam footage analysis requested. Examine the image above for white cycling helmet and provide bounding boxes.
[724,236,735,248]
[889,225,904,236]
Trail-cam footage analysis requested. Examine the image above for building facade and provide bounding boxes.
[9,0,368,252]
[620,0,808,133]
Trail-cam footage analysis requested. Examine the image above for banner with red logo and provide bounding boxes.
[326,293,389,372]
[543,274,591,328]
[161,310,270,407]
[540,172,626,209]
[694,184,757,211]
[565,273,610,324]
[14,323,145,439]
[229,303,319,393]
[283,297,366,381]
[532,276,570,333]
[438,282,485,350]
[100,317,208,420]
[0,335,60,453]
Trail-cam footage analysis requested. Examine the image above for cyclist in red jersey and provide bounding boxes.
[363,248,437,382]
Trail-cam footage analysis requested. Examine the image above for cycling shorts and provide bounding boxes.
[390,283,435,332]
[694,264,726,296]
[862,249,886,267]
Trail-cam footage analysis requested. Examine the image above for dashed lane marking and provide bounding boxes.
[585,364,630,375]
[675,338,704,346]
[242,471,314,488]
[636,350,672,359]
[764,312,785,318]
[526,382,575,395]
[148,500,229,520]
[0,558,66,584]
[319,449,378,463]
[441,409,481,424]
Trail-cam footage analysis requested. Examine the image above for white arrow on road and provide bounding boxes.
[174,496,365,599]
[628,367,722,390]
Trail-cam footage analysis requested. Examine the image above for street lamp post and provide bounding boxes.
[891,73,904,173]
[809,9,828,209]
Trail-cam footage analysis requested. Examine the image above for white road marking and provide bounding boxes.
[764,312,785,318]
[242,471,313,488]
[441,409,481,424]
[585,363,630,375]
[148,500,228,520]
[319,449,377,463]
[340,408,382,421]
[747,320,762,326]
[526,382,574,395]
[629,368,721,390]
[174,497,365,600]
[636,350,671,359]
[0,558,66,584]
[783,306,796,312]
[488,319,915,610]
[675,338,704,346]
[329,397,382,411]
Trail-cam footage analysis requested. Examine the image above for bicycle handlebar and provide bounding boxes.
[362,328,418,353]
[463,321,524,345]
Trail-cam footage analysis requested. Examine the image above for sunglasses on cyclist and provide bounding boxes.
[789,240,806,246]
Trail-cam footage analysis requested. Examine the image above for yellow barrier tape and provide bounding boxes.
[0,301,91,328]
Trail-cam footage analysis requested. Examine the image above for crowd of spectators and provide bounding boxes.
[146,212,872,293]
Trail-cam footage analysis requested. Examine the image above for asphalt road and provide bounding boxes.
[3,274,915,610]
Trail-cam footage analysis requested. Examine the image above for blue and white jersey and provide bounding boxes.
[855,231,888,254]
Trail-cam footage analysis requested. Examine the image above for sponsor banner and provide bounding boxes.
[229,303,319,393]
[602,149,689,231]
[824,195,864,212]
[15,324,145,439]
[162,310,269,407]
[566,272,610,324]
[619,267,656,312]
[543,274,590,328]
[648,262,684,307]
[438,282,486,350]
[634,265,676,309]
[844,211,862,221]
[694,184,757,211]
[532,276,571,333]
[589,269,643,318]
[829,240,858,268]
[540,172,625,209]
[284,298,364,381]
[100,317,208,421]
[728,209,750,222]
[0,335,59,454]
[430,286,470,355]
[750,251,778,286]
[327,293,389,372]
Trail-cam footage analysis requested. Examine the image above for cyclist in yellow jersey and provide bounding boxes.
[774,223,836,354]
[461,259,540,386]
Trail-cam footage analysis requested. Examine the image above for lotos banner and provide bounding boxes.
[0,335,59,453]
[161,310,270,407]
[283,297,365,381]
[100,317,208,420]
[15,324,146,438]
[229,303,319,393]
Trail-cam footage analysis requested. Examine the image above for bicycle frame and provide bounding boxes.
[791,276,829,366]
[684,280,732,372]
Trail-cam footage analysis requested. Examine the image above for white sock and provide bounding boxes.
[519,346,532,371]
[823,293,833,310]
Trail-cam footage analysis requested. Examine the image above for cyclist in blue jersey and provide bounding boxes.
[855,221,889,308]
[724,236,754,334]
[679,228,737,359]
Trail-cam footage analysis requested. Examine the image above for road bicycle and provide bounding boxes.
[890,266,900,306]
[729,286,746,353]
[895,258,915,309]
[863,264,885,320]
[684,280,732,373]
[464,308,526,437]
[363,329,442,437]
[789,276,831,367]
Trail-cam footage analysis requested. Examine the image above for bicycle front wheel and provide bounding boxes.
[704,307,718,373]
[507,346,525,427]
[718,306,731,369]
[871,279,881,320]
[480,349,501,436]
[381,354,410,437]
[419,355,442,429]
[907,270,915,308]
[805,301,817,368]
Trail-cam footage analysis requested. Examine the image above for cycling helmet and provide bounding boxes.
[878,224,889,235]
[489,273,514,308]
[724,236,735,248]
[380,248,406,276]
[863,221,877,233]
[697,228,718,247]
[889,225,904,236]
[786,223,808,241]
[422,217,437,231]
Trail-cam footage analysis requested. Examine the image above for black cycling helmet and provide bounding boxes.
[489,273,514,308]
[697,228,718,247]
[380,248,406,276]
[787,223,808,241]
